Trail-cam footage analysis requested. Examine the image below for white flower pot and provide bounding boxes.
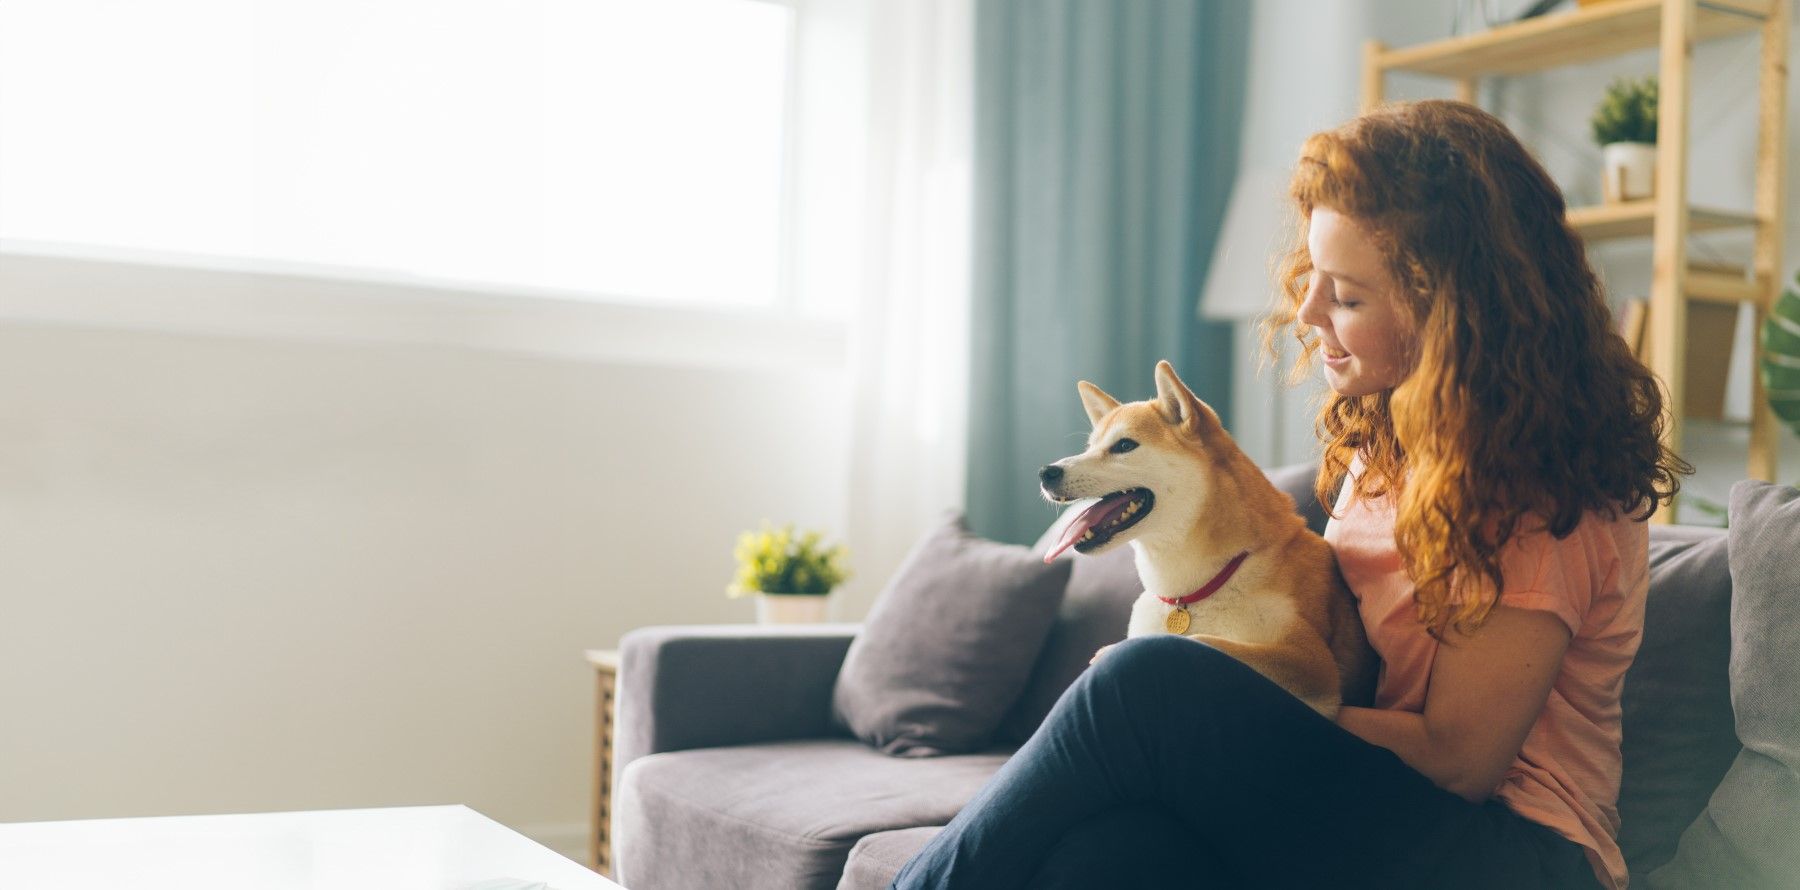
[756,593,831,624]
[1602,142,1657,203]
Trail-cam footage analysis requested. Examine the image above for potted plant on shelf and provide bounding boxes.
[727,521,851,624]
[1591,74,1658,203]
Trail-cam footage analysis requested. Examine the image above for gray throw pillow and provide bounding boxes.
[1648,481,1800,890]
[1618,526,1737,877]
[831,511,1073,757]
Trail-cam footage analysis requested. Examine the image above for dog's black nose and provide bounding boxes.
[1039,464,1063,483]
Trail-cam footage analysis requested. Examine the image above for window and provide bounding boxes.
[0,0,796,309]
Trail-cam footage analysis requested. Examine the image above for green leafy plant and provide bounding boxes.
[1681,278,1800,528]
[1591,75,1658,146]
[727,521,851,597]
[1683,494,1730,528]
[1764,272,1800,437]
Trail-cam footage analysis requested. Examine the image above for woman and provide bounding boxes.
[890,100,1687,889]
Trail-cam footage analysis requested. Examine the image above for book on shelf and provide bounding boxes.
[1615,293,1738,422]
[1616,297,1647,354]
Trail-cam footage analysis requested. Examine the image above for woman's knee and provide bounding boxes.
[1081,634,1274,718]
[1092,634,1235,685]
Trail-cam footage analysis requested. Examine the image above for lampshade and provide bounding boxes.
[1198,165,1293,320]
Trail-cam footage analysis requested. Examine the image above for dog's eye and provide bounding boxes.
[1110,438,1138,454]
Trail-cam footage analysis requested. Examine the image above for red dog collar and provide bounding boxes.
[1157,550,1250,606]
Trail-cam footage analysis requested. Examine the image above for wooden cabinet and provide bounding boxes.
[585,649,621,878]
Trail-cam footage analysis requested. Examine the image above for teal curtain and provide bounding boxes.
[966,0,1252,545]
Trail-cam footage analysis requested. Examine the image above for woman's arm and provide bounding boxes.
[1335,605,1571,802]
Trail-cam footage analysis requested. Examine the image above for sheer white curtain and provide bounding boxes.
[802,0,973,619]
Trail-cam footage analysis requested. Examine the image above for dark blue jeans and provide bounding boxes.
[890,634,1603,890]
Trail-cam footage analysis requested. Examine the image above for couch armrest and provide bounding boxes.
[613,623,860,778]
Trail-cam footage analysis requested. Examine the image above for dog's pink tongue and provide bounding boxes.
[1043,497,1110,563]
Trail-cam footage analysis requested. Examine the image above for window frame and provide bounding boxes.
[0,0,838,367]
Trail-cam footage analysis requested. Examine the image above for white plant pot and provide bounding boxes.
[1602,142,1657,203]
[756,593,831,624]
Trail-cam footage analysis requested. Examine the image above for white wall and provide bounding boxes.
[1229,0,1800,505]
[0,269,851,856]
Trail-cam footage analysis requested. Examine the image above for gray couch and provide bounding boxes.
[612,464,1800,889]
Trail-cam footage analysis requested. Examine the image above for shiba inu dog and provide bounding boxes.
[1038,360,1375,718]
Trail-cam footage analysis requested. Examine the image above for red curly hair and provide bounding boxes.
[1261,99,1689,638]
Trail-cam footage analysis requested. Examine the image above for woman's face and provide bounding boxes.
[1296,208,1414,397]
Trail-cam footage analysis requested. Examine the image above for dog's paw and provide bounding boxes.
[1088,643,1118,666]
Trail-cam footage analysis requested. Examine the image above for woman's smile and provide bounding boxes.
[1297,209,1413,396]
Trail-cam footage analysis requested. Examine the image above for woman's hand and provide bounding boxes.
[1088,643,1118,666]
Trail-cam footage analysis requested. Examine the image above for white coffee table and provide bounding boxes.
[0,804,625,890]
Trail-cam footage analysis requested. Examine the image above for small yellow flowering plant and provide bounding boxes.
[727,521,852,597]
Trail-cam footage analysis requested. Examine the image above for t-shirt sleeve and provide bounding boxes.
[1491,523,1598,637]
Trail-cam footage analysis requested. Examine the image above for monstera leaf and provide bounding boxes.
[1766,277,1800,436]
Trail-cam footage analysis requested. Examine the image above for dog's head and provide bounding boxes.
[1038,360,1228,561]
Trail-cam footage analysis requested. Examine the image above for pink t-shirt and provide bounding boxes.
[1324,461,1646,890]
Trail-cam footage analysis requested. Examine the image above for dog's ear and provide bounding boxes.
[1077,380,1121,427]
[1153,360,1223,436]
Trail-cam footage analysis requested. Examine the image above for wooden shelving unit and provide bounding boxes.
[1566,198,1758,240]
[1376,0,1768,78]
[1362,0,1789,505]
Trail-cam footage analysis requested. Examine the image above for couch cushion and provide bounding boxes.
[1264,460,1334,535]
[836,827,942,890]
[614,739,1008,890]
[1647,482,1800,889]
[831,512,1071,756]
[1617,525,1737,877]
[996,461,1326,744]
